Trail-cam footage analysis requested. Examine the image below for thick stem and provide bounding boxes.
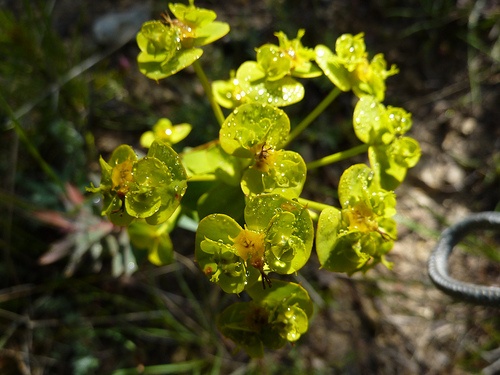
[187,174,217,182]
[297,197,333,213]
[193,60,225,126]
[286,86,342,146]
[306,144,369,170]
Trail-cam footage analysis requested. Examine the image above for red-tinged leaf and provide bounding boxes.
[38,235,76,265]
[64,183,85,205]
[33,211,75,232]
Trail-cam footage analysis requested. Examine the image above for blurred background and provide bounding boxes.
[1,0,499,374]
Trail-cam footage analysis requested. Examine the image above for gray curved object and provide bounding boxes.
[428,211,500,306]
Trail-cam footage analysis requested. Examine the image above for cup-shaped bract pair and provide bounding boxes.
[213,62,305,108]
[274,30,322,79]
[255,30,321,82]
[353,96,421,190]
[315,33,399,102]
[212,30,319,108]
[140,118,192,148]
[127,215,177,266]
[195,194,314,294]
[137,1,229,81]
[316,164,397,274]
[219,102,307,199]
[87,141,187,227]
[217,280,313,357]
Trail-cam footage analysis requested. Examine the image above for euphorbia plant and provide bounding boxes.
[87,0,421,356]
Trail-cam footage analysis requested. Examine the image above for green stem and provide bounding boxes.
[286,86,342,146]
[193,60,225,126]
[187,174,217,182]
[297,197,333,213]
[306,143,369,170]
[0,94,64,190]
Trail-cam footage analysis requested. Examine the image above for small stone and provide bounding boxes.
[460,117,477,135]
[92,4,151,46]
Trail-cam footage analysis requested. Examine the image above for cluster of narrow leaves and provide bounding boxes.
[87,0,423,358]
[36,184,137,278]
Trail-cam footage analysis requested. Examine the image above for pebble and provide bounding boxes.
[92,4,151,46]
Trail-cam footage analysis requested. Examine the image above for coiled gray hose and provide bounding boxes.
[428,211,500,307]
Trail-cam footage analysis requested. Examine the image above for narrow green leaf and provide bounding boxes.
[315,45,351,91]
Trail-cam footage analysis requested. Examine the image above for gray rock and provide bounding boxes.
[92,4,152,46]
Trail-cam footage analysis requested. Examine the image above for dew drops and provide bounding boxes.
[127,261,137,272]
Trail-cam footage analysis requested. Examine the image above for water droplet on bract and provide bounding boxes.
[127,261,137,272]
